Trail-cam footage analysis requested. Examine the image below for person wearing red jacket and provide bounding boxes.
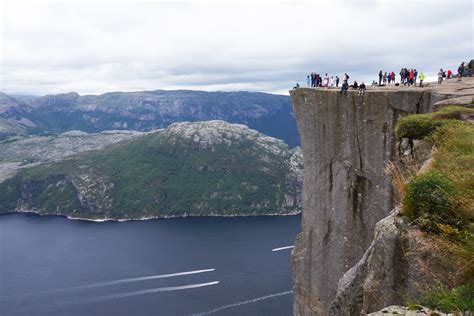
[447,69,452,79]
[409,70,414,86]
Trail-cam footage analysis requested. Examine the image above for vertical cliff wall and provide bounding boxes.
[289,88,440,315]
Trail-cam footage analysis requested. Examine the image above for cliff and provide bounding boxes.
[289,78,474,315]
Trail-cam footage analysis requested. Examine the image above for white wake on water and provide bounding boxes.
[70,268,216,290]
[191,290,293,315]
[68,281,220,304]
[271,245,294,252]
[8,268,216,298]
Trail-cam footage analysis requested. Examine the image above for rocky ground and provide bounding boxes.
[368,305,471,316]
[0,130,147,182]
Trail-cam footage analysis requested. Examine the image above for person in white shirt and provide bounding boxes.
[324,73,329,87]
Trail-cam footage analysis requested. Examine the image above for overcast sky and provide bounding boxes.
[1,0,472,95]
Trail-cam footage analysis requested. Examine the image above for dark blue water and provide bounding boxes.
[0,213,300,316]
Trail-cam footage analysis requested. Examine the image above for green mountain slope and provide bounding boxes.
[0,121,302,220]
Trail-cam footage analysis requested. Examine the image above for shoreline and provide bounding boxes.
[0,209,302,223]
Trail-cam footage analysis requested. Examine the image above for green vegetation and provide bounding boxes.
[395,106,474,139]
[407,304,423,311]
[0,125,301,219]
[396,105,474,312]
[397,106,474,241]
[415,283,474,313]
[403,171,468,240]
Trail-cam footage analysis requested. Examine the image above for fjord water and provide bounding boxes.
[0,213,300,316]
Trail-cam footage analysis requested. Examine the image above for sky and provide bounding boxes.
[0,0,472,95]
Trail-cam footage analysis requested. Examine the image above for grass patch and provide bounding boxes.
[395,106,474,139]
[413,283,474,313]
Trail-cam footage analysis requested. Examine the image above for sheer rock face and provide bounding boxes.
[289,88,441,315]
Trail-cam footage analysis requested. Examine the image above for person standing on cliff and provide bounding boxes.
[458,62,465,81]
[344,73,349,84]
[383,72,387,84]
[324,73,330,87]
[408,70,414,86]
[438,69,444,84]
[307,75,311,87]
[378,70,383,85]
[419,71,425,87]
[335,76,340,87]
[358,82,366,96]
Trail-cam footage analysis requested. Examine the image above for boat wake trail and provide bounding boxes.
[191,290,293,315]
[67,281,220,304]
[6,268,216,299]
[271,245,294,252]
[71,268,216,290]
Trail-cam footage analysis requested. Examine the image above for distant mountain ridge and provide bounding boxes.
[0,90,299,146]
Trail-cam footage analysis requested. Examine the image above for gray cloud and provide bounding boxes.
[1,0,472,95]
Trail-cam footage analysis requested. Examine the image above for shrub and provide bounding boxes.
[402,171,469,238]
[396,114,441,139]
[403,170,457,218]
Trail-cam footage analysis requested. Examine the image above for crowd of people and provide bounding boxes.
[295,60,472,95]
[307,73,342,88]
[437,62,471,85]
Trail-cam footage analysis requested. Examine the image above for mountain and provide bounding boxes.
[0,130,146,164]
[0,130,146,183]
[0,118,27,139]
[0,121,303,220]
[0,90,299,146]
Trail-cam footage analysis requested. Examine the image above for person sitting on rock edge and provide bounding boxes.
[340,81,349,97]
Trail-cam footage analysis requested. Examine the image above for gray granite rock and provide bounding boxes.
[288,81,472,315]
